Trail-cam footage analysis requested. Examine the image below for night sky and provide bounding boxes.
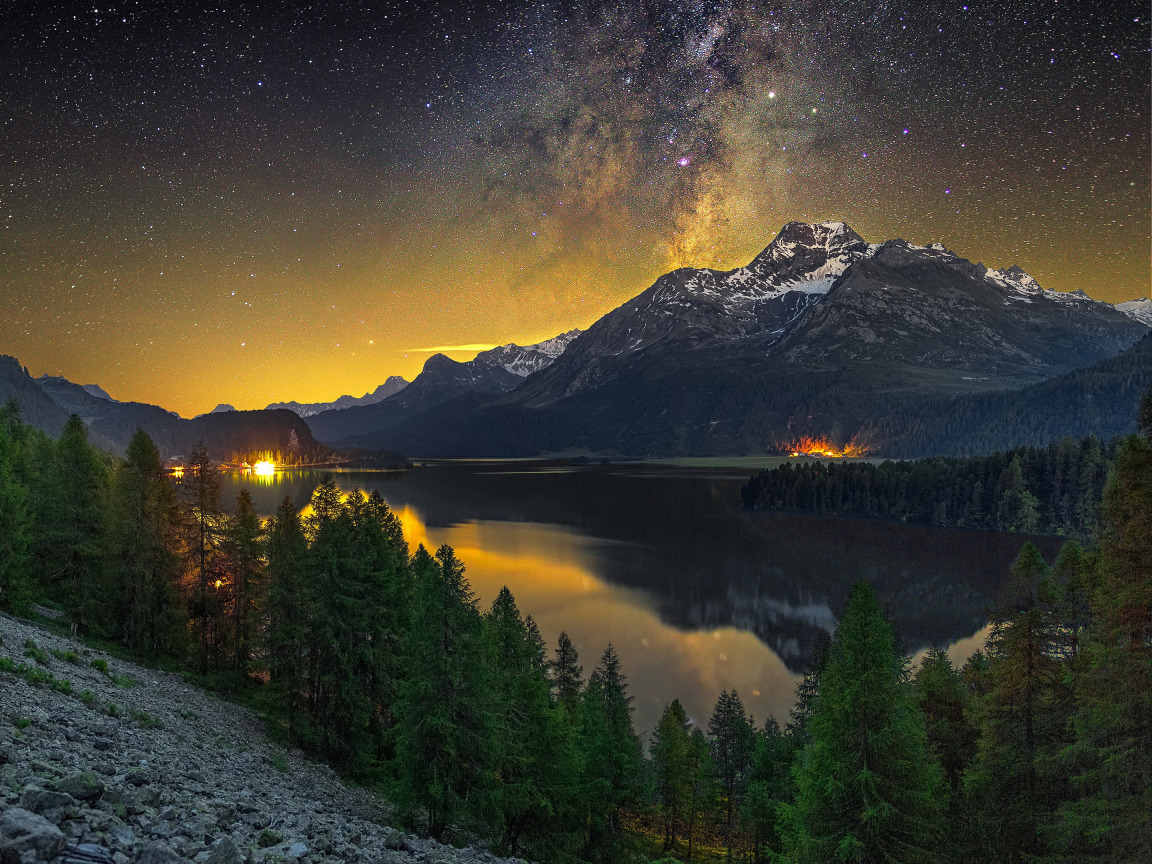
[2,1,1148,416]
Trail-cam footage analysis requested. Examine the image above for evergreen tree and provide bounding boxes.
[913,648,977,795]
[0,400,33,612]
[34,414,109,632]
[221,488,265,681]
[741,718,789,863]
[707,689,755,855]
[780,582,944,864]
[964,543,1062,863]
[483,586,579,859]
[552,630,584,715]
[650,699,692,854]
[394,544,492,840]
[580,643,644,864]
[181,442,224,675]
[108,428,184,657]
[1053,433,1151,862]
[264,496,310,741]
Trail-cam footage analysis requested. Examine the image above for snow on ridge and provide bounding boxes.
[1116,298,1152,327]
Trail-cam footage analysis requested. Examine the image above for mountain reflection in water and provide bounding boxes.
[226,462,1062,734]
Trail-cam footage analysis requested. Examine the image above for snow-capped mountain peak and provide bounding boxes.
[1116,298,1152,327]
[477,329,583,377]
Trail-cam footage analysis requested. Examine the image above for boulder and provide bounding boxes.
[18,786,77,824]
[53,771,107,803]
[203,838,242,864]
[0,806,68,861]
[136,842,186,863]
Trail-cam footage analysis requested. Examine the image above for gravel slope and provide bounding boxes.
[0,613,523,864]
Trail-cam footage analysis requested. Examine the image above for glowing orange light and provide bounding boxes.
[253,460,275,476]
[777,436,868,458]
[214,579,223,589]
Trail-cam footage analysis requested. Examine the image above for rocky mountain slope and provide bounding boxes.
[0,613,522,864]
[340,221,1149,457]
[266,377,409,418]
[306,331,580,444]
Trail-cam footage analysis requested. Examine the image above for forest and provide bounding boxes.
[0,393,1149,864]
[742,436,1117,540]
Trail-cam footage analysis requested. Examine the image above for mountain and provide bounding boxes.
[305,330,581,443]
[0,355,72,435]
[16,370,327,462]
[202,403,236,415]
[1117,298,1152,327]
[80,383,116,401]
[342,221,1150,457]
[266,375,409,417]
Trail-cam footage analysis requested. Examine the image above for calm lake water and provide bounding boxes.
[224,461,1063,736]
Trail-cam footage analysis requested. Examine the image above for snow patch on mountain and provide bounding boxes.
[1116,298,1152,327]
[480,329,583,377]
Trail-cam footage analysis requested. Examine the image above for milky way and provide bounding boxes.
[1,1,1147,414]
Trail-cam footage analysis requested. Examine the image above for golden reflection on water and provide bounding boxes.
[393,505,800,734]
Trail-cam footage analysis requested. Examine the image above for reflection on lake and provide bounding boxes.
[224,462,1062,735]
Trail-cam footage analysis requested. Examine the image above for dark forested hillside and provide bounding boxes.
[742,436,1114,539]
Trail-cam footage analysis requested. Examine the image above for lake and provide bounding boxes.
[224,460,1064,736]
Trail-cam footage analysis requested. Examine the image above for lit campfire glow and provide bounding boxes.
[253,460,275,476]
[780,436,868,458]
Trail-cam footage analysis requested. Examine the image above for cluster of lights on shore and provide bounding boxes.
[782,437,869,459]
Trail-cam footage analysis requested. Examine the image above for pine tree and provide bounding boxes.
[964,543,1062,862]
[221,488,264,681]
[580,643,644,864]
[708,689,755,855]
[108,428,184,657]
[181,442,224,675]
[650,699,692,854]
[913,648,977,795]
[780,582,944,864]
[552,631,584,715]
[394,544,492,840]
[34,414,109,632]
[741,718,789,863]
[264,496,310,742]
[0,400,33,613]
[1053,432,1152,862]
[483,586,579,858]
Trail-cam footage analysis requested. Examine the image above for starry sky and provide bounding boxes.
[2,0,1148,416]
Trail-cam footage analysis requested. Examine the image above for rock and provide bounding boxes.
[203,838,242,864]
[126,769,151,787]
[18,785,77,824]
[136,842,186,863]
[63,843,117,863]
[0,807,68,861]
[285,842,307,859]
[54,771,107,802]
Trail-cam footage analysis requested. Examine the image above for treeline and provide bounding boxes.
[742,436,1116,539]
[1,397,1149,862]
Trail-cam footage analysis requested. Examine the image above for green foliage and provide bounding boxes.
[743,435,1113,539]
[271,752,290,773]
[0,399,34,613]
[129,708,163,729]
[51,648,80,664]
[393,544,491,840]
[258,829,283,848]
[15,717,31,730]
[707,689,755,854]
[1050,432,1152,862]
[780,582,945,864]
[579,643,646,863]
[23,638,48,664]
[89,658,108,674]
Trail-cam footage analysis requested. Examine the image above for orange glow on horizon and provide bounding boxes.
[253,460,275,476]
[780,435,869,458]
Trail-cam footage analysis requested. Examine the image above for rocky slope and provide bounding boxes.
[0,613,522,864]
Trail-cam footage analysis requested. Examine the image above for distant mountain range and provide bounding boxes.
[309,221,1150,457]
[6,222,1148,461]
[0,360,327,463]
[265,376,409,417]
[304,330,582,442]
